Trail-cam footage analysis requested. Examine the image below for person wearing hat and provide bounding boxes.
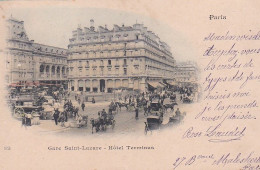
[81,102,85,111]
[53,108,60,125]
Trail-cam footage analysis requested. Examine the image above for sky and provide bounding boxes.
[5,7,196,62]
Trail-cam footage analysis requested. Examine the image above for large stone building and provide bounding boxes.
[172,61,198,86]
[5,16,68,88]
[67,20,176,92]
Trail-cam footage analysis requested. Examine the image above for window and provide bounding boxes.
[124,68,127,75]
[124,59,127,65]
[108,60,111,65]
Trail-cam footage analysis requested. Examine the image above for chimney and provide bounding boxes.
[90,19,95,31]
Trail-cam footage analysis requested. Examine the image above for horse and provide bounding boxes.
[90,118,106,133]
[108,103,119,114]
[35,96,48,106]
[163,102,178,111]
[115,102,128,111]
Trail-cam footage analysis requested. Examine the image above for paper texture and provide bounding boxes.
[0,0,259,170]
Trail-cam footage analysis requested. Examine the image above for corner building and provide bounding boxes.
[5,17,68,88]
[68,20,176,92]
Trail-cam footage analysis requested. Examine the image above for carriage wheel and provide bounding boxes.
[111,120,116,129]
[14,108,24,117]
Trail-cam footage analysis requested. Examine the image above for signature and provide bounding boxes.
[182,124,246,143]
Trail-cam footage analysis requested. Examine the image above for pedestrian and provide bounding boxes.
[175,108,181,117]
[92,96,95,103]
[81,102,85,111]
[135,107,139,119]
[64,110,68,122]
[53,109,60,125]
[26,113,32,126]
[21,112,27,128]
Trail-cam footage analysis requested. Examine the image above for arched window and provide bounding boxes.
[40,65,44,73]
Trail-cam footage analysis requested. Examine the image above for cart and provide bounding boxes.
[144,116,162,135]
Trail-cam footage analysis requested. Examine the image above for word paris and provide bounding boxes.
[209,15,227,20]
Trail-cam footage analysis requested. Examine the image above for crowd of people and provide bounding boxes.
[8,83,199,129]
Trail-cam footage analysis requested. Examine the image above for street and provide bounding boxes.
[29,92,191,136]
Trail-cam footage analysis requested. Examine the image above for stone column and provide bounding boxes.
[60,66,62,80]
[74,79,79,91]
[54,66,57,80]
[50,65,52,80]
[113,79,116,91]
[139,77,146,92]
[128,78,134,89]
[90,79,93,92]
[68,80,71,91]
[83,80,86,92]
[43,65,46,80]
[104,79,108,93]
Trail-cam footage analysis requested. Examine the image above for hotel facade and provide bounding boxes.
[67,20,176,92]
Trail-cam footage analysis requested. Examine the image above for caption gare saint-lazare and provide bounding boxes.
[48,145,155,151]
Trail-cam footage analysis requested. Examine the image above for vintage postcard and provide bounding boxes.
[0,0,259,170]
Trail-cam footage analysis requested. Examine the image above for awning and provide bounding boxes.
[147,81,163,88]
[159,82,167,87]
[40,83,61,86]
[169,81,178,86]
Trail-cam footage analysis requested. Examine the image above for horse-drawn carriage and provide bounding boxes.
[12,98,43,116]
[144,115,162,135]
[67,115,88,128]
[147,99,165,118]
[108,102,119,114]
[10,98,43,125]
[90,111,116,133]
[163,98,178,111]
[183,95,193,103]
[144,111,186,135]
